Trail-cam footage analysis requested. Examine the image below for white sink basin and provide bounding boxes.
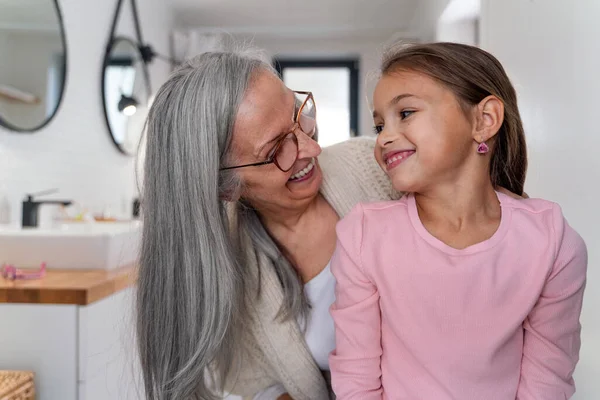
[0,221,141,270]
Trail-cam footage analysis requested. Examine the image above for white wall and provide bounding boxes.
[409,0,452,41]
[480,1,600,398]
[435,0,479,45]
[436,18,477,45]
[0,0,172,224]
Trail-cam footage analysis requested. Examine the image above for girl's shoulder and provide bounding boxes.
[498,193,564,225]
[499,192,587,261]
[336,197,411,241]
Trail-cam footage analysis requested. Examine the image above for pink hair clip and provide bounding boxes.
[1,262,47,280]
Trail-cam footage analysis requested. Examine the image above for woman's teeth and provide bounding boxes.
[289,158,315,181]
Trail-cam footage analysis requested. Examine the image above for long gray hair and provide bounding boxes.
[136,48,307,399]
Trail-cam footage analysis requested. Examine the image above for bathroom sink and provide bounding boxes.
[0,221,141,270]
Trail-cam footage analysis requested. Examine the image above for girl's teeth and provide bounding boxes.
[387,155,403,165]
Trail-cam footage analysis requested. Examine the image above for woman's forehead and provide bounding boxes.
[233,72,294,152]
[242,72,292,121]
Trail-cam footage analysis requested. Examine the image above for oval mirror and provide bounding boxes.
[102,36,150,156]
[0,0,68,132]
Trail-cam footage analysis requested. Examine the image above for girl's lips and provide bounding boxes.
[383,150,415,170]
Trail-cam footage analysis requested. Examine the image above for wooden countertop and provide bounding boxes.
[0,266,136,305]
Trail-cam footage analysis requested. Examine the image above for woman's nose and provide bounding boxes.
[296,128,322,158]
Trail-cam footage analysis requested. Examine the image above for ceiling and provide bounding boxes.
[172,0,425,39]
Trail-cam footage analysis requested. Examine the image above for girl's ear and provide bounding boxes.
[472,95,504,143]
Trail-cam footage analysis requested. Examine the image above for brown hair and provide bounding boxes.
[381,42,527,195]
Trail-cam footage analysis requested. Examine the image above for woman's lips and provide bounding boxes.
[288,158,316,182]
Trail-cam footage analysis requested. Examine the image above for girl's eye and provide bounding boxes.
[400,110,414,120]
[373,125,384,135]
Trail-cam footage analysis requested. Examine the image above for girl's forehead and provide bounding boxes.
[377,70,436,91]
[374,71,452,104]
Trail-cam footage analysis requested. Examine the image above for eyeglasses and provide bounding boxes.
[220,91,317,172]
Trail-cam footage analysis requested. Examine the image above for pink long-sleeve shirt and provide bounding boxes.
[329,192,587,400]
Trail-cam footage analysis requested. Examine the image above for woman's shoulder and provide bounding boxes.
[320,136,377,161]
[319,137,401,216]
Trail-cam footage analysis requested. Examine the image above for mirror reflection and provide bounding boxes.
[102,37,149,155]
[0,0,67,132]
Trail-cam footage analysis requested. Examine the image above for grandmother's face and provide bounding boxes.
[230,70,323,214]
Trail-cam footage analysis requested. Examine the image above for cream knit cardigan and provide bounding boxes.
[225,137,398,400]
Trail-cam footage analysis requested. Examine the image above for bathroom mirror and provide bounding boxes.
[0,0,68,132]
[102,36,150,155]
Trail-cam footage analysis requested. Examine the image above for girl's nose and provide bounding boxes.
[377,127,397,148]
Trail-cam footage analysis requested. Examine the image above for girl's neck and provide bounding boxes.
[414,177,500,232]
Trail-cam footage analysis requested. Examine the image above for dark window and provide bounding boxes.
[275,59,359,146]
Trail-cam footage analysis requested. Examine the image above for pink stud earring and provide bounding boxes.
[477,141,489,154]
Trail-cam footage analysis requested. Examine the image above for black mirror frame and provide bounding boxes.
[0,0,69,133]
[101,0,152,156]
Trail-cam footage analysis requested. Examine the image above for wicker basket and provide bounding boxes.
[0,371,35,400]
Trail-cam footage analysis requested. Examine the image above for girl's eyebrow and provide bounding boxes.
[373,93,417,118]
[388,93,416,107]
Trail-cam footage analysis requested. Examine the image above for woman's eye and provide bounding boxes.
[373,125,384,135]
[400,110,414,120]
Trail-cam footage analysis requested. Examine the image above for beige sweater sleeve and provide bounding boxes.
[319,136,399,216]
[224,333,278,399]
[222,233,280,398]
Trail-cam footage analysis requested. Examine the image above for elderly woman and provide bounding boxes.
[136,48,520,400]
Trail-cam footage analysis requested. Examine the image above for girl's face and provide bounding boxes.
[373,70,480,194]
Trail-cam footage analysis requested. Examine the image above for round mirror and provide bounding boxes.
[102,36,150,156]
[0,0,68,132]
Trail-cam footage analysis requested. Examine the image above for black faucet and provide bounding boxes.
[22,190,72,228]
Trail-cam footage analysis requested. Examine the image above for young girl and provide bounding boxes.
[329,42,587,400]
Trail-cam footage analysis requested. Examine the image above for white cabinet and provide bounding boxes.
[0,288,142,400]
[0,304,78,399]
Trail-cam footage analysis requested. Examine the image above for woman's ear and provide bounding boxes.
[473,95,504,143]
[219,173,242,202]
[219,186,242,202]
[219,192,234,202]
